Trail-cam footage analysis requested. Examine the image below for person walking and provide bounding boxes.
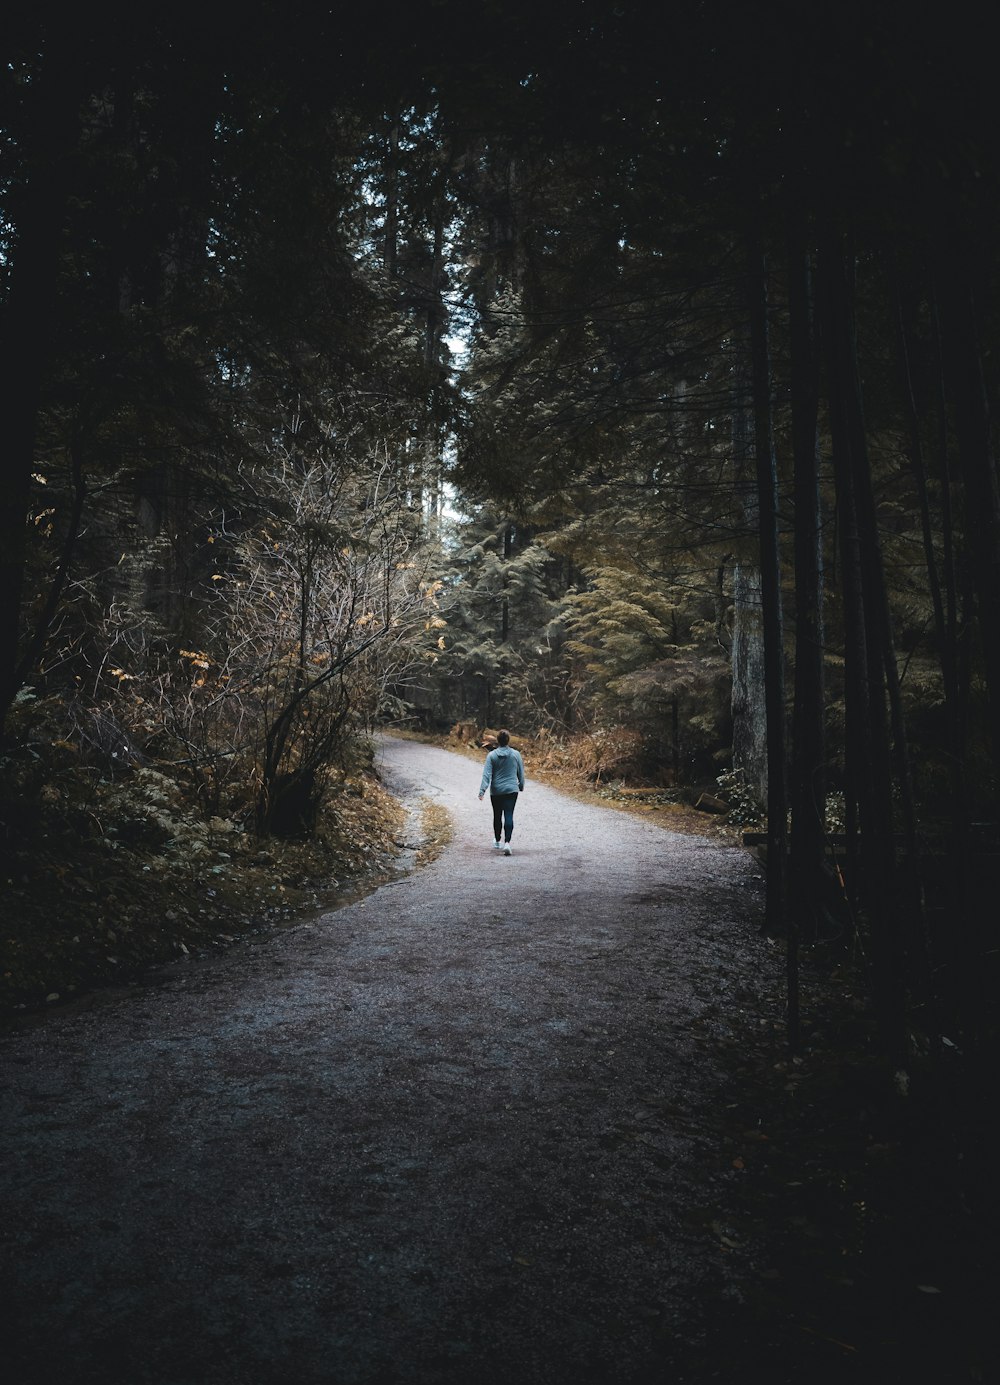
[478,729,525,855]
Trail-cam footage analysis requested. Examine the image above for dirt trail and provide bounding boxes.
[1,735,776,1385]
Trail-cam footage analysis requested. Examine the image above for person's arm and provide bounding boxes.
[517,751,525,791]
[479,752,493,799]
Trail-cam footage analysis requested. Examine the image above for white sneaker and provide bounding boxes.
[493,840,502,850]
[503,842,512,855]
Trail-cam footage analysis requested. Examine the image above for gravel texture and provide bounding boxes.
[1,735,777,1385]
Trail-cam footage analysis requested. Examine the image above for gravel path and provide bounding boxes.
[2,735,776,1385]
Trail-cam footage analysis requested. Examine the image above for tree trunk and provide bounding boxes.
[822,235,906,1062]
[0,34,85,733]
[930,295,965,778]
[730,330,768,808]
[421,187,447,540]
[747,245,788,945]
[927,289,971,907]
[384,116,400,278]
[930,278,992,1057]
[671,696,680,782]
[501,522,513,644]
[787,231,826,972]
[934,260,1000,790]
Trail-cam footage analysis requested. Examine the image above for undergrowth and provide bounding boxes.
[1,704,404,1015]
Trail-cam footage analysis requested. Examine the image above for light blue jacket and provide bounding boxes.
[480,746,525,796]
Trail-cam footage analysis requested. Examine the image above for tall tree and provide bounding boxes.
[747,243,788,944]
[0,20,89,731]
[786,227,826,953]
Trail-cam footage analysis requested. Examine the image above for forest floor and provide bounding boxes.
[0,739,414,1016]
[2,735,993,1384]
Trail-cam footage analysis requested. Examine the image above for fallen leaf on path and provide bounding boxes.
[798,1325,857,1353]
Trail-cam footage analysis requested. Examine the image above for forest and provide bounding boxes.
[2,1,998,1370]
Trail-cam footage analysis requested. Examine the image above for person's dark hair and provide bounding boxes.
[497,729,510,746]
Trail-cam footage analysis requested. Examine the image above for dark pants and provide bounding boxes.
[491,792,518,842]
